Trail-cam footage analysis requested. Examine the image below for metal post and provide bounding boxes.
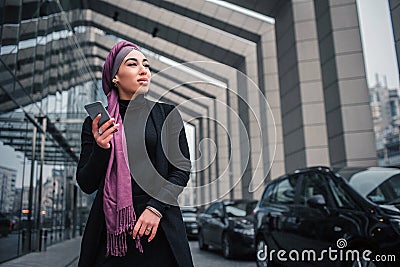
[72,184,77,238]
[51,175,56,244]
[27,124,37,251]
[36,116,46,250]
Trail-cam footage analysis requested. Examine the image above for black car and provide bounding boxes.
[181,207,199,239]
[198,199,257,259]
[254,166,400,267]
[0,213,11,237]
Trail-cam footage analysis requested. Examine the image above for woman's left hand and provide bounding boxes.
[132,209,161,242]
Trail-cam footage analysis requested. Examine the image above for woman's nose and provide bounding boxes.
[139,66,147,75]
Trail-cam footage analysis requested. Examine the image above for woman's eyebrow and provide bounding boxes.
[124,58,149,63]
[125,57,137,63]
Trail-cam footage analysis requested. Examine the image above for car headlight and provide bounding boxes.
[233,227,255,236]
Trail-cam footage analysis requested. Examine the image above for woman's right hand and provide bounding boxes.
[91,114,120,149]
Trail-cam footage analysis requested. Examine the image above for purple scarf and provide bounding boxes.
[101,41,143,256]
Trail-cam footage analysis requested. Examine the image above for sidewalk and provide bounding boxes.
[0,237,81,267]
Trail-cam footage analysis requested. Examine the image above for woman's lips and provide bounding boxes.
[137,78,149,85]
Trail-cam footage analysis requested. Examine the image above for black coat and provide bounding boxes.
[76,100,194,267]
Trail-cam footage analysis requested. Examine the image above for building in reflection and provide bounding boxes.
[0,166,16,214]
[369,75,400,165]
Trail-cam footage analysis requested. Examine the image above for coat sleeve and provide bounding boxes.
[165,105,192,187]
[76,116,111,194]
[147,104,191,209]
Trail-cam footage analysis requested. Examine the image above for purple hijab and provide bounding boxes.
[101,41,143,256]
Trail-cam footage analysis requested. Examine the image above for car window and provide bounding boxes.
[260,183,276,207]
[328,179,359,210]
[367,174,400,204]
[260,176,300,206]
[273,176,299,204]
[205,203,219,215]
[205,202,223,216]
[225,202,256,217]
[299,172,329,206]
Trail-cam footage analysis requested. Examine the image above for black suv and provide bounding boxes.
[254,166,400,267]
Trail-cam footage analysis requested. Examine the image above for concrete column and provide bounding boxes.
[314,0,376,166]
[275,0,331,172]
[260,25,286,185]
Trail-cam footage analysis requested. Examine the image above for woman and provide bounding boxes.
[76,41,193,266]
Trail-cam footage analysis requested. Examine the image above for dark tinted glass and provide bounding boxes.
[328,179,359,210]
[205,203,219,215]
[299,172,329,206]
[225,202,256,217]
[260,183,276,207]
[269,175,299,205]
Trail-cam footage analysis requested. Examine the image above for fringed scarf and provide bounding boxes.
[101,41,143,256]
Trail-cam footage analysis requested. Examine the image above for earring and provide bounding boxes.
[112,78,118,87]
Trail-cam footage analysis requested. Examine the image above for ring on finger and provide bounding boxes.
[98,128,103,135]
[145,227,152,234]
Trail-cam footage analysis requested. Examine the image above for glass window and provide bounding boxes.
[299,172,329,206]
[225,201,256,217]
[367,174,400,205]
[260,183,276,207]
[205,202,223,216]
[328,179,359,210]
[269,175,299,205]
[205,203,219,215]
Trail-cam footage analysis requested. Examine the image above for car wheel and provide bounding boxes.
[198,230,208,250]
[222,233,234,259]
[256,238,272,267]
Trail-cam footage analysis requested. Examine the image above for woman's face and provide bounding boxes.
[115,49,151,100]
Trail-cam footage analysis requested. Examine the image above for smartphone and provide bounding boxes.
[84,101,114,127]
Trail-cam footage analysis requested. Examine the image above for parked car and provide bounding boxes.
[198,199,257,259]
[0,213,11,237]
[181,207,199,239]
[254,166,400,267]
[336,167,400,210]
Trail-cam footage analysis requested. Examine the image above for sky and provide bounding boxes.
[1,0,399,188]
[357,0,399,89]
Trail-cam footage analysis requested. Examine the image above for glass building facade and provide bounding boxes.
[0,1,102,262]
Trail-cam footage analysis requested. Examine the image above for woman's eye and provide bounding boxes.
[144,64,150,68]
[128,63,137,66]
